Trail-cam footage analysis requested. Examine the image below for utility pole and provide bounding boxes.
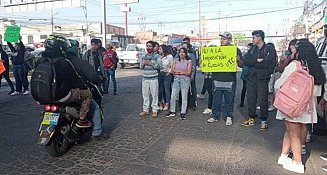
[198,0,201,42]
[51,9,54,34]
[125,3,128,35]
[102,0,106,45]
[82,0,88,36]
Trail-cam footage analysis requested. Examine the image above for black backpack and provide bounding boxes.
[31,57,63,104]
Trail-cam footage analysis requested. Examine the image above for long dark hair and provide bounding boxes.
[159,44,169,56]
[178,48,189,61]
[296,39,326,85]
[288,39,298,54]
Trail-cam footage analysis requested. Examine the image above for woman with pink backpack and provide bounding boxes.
[274,39,326,174]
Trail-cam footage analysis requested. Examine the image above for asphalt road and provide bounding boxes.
[0,68,327,175]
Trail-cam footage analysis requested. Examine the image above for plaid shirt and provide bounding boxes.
[204,72,212,79]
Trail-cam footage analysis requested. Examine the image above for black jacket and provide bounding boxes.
[7,41,25,65]
[0,44,9,69]
[41,51,87,100]
[243,43,277,80]
[66,53,102,86]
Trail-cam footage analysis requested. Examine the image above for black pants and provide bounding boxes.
[240,80,247,105]
[247,77,270,121]
[0,69,15,91]
[200,78,213,109]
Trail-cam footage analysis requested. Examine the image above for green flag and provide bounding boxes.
[4,26,21,43]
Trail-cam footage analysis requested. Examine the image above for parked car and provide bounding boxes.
[116,44,146,69]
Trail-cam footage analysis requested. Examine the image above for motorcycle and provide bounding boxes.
[37,103,92,157]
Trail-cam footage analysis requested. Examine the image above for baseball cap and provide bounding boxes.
[219,32,232,39]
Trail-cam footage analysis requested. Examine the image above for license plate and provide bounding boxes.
[42,112,60,126]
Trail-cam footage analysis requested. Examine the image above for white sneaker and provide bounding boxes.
[10,91,20,96]
[283,160,304,174]
[202,108,212,114]
[207,117,218,123]
[197,94,204,99]
[256,106,260,110]
[226,117,232,126]
[23,90,30,95]
[277,154,292,165]
[268,105,275,111]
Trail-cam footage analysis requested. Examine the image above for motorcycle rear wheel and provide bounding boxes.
[45,130,70,157]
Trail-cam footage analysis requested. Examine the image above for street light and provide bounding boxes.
[28,10,59,34]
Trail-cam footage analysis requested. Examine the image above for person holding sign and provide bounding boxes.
[206,32,242,126]
[0,36,15,95]
[6,36,29,95]
[166,48,193,120]
[241,30,277,131]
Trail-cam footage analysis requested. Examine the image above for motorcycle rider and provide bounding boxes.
[40,35,93,128]
[66,39,104,137]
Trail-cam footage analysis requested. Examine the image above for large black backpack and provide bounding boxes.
[31,57,63,104]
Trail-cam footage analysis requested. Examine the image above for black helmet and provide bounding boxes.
[45,35,71,54]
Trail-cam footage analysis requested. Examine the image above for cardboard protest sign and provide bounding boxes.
[201,46,237,72]
[0,62,6,75]
[4,25,21,43]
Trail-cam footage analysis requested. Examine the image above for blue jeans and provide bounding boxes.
[13,65,28,92]
[158,73,172,104]
[211,81,236,120]
[104,69,117,92]
[88,99,102,136]
[170,77,190,114]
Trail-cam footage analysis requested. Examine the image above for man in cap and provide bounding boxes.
[241,30,277,131]
[207,32,243,126]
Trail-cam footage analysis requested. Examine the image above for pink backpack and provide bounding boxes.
[273,61,314,118]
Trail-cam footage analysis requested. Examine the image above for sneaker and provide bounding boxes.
[207,117,218,123]
[152,112,158,118]
[103,91,109,94]
[10,91,20,96]
[166,111,176,118]
[260,121,268,131]
[322,165,327,172]
[277,154,292,165]
[302,145,307,155]
[159,106,163,111]
[138,111,149,117]
[256,106,260,110]
[268,105,275,111]
[226,117,233,126]
[320,155,327,161]
[306,132,311,143]
[239,103,244,107]
[197,94,204,99]
[282,160,304,174]
[180,113,186,120]
[113,91,117,95]
[8,91,14,95]
[202,108,212,114]
[241,118,255,126]
[23,90,30,95]
[76,120,92,128]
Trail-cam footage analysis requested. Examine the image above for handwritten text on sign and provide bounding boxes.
[4,25,21,43]
[201,46,237,72]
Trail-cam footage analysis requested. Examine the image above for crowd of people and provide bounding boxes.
[1,30,327,173]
